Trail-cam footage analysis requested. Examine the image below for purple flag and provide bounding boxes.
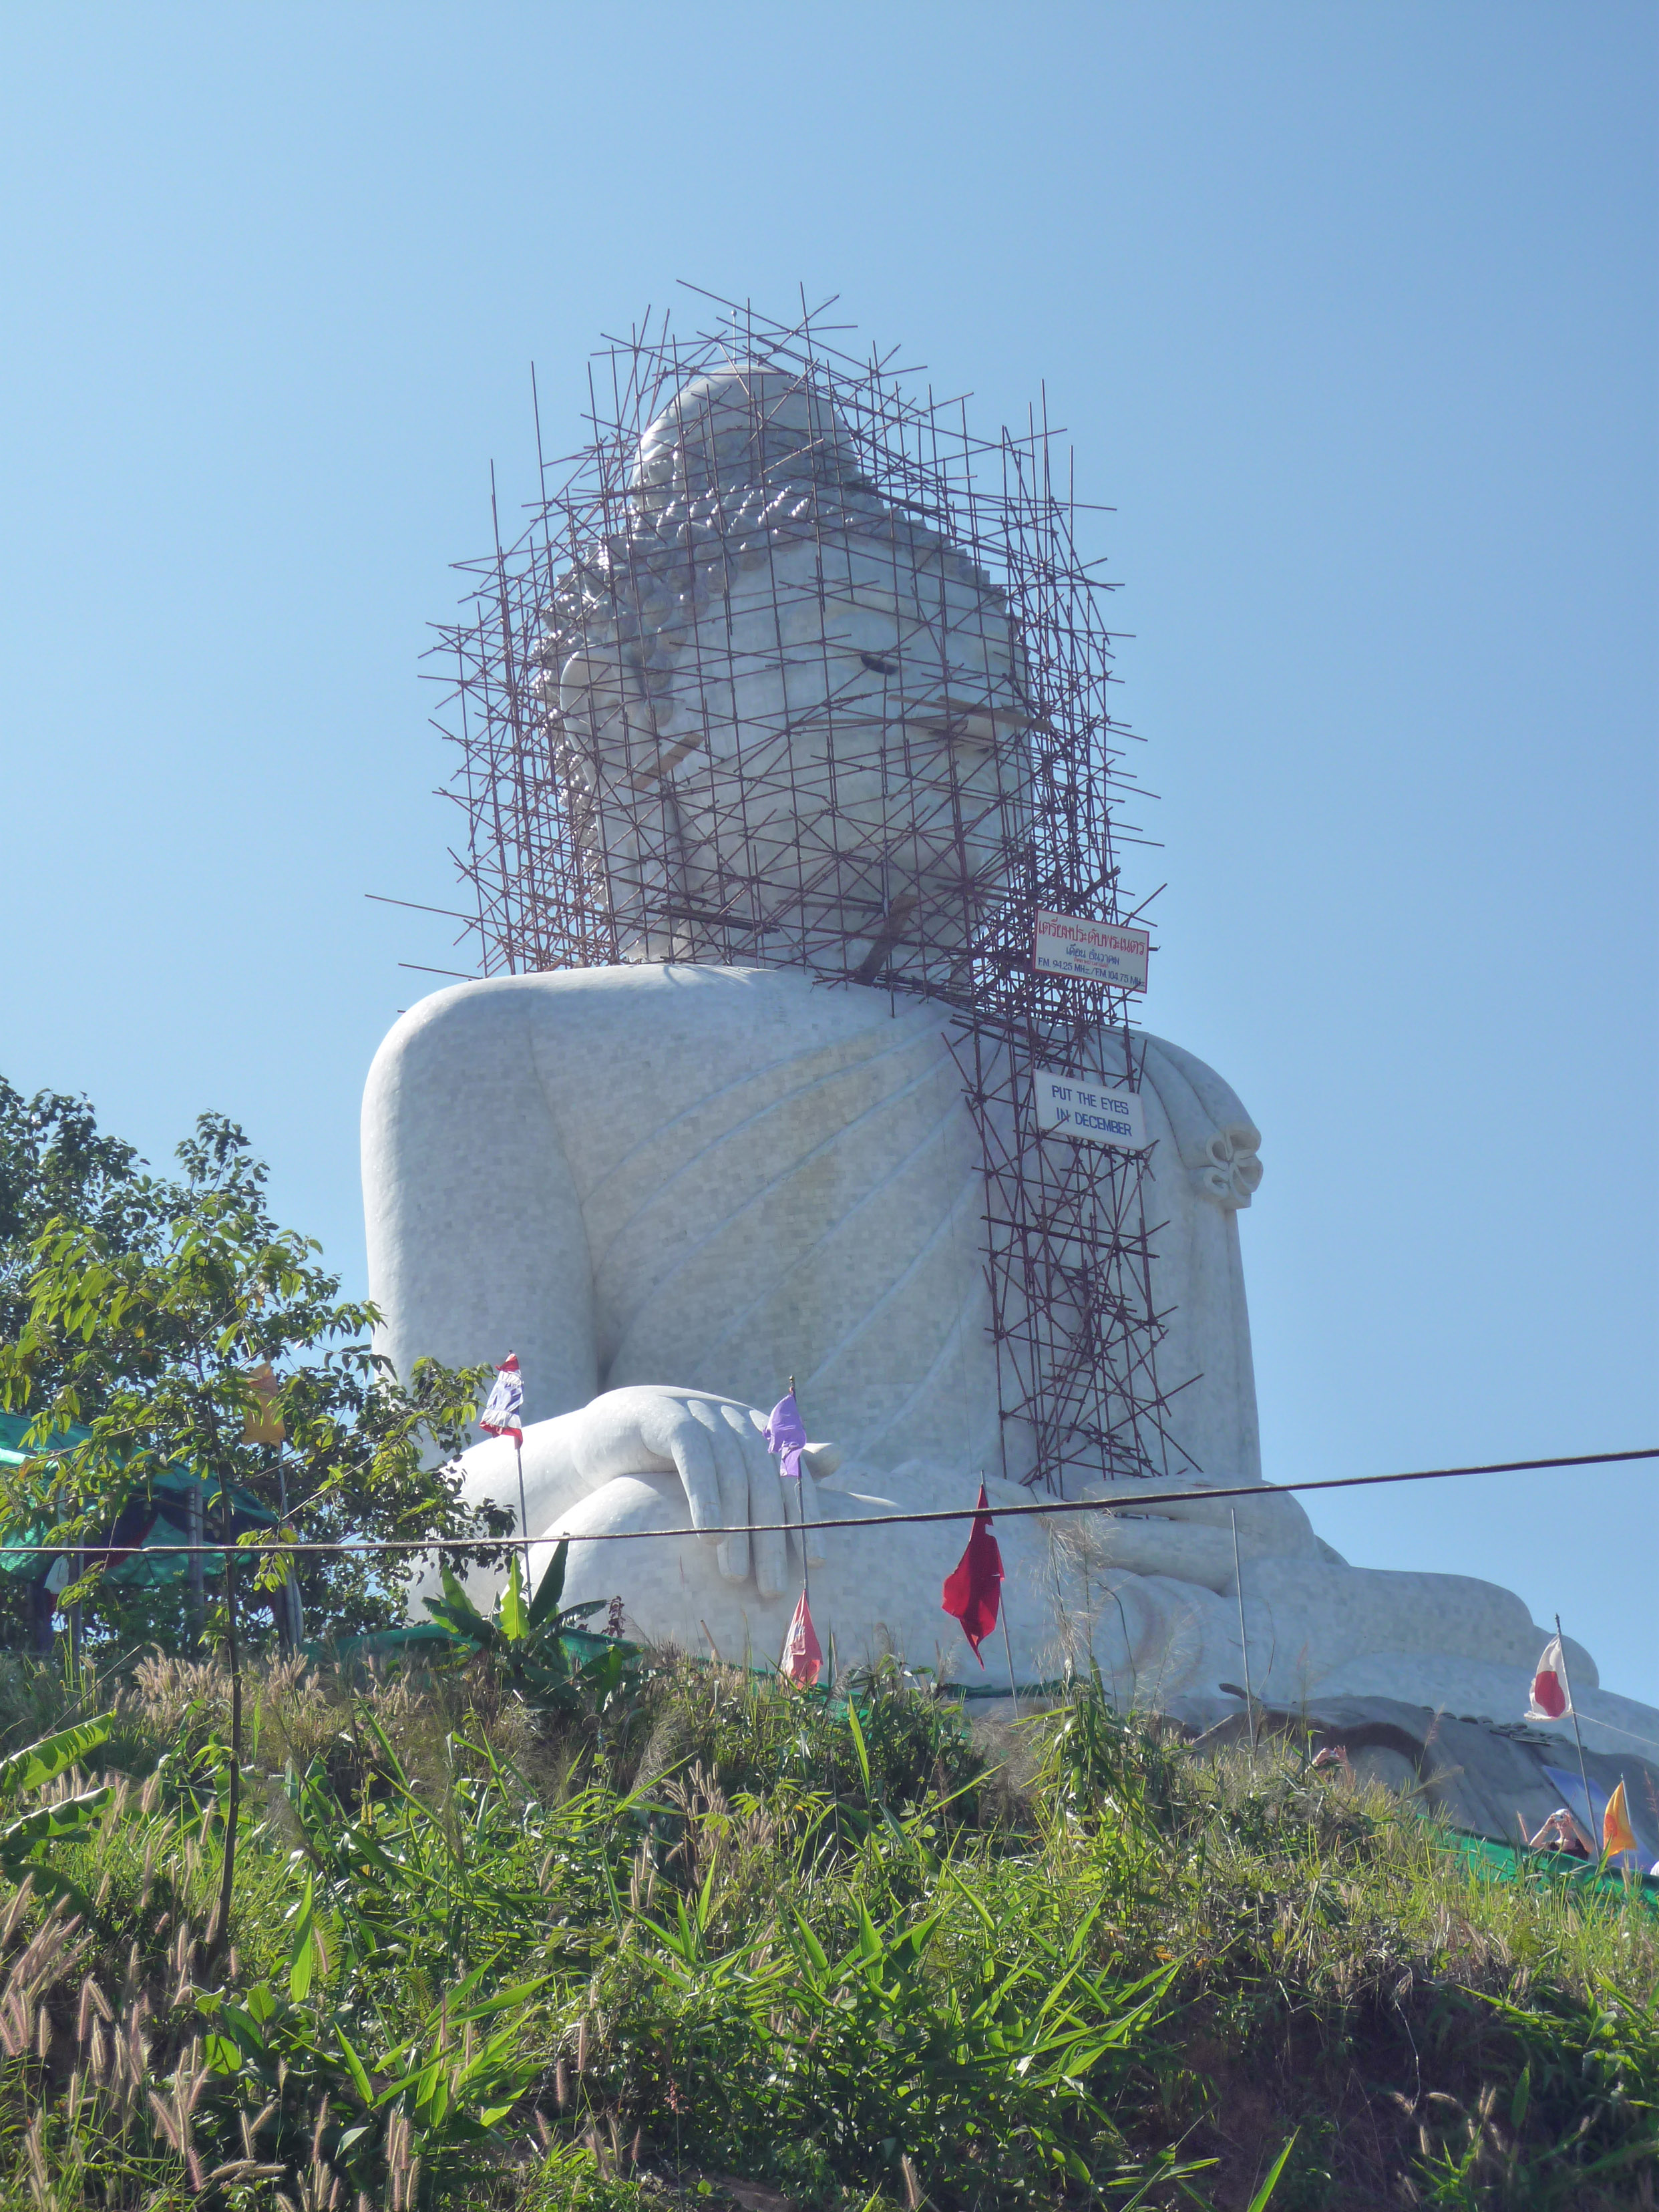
[765,1391,807,1481]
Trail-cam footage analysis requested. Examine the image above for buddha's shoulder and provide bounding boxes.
[373,963,930,1071]
[1132,1031,1256,1137]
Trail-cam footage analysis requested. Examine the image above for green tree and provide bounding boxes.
[0,1079,155,1652]
[0,1079,511,1658]
[0,1078,148,1393]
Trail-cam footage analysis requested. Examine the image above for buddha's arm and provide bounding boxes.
[365,985,841,1602]
[361,983,600,1418]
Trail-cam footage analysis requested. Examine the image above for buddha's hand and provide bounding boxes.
[1074,1477,1322,1596]
[551,1386,834,1600]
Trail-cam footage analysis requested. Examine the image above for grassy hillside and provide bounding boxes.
[0,1648,1653,2210]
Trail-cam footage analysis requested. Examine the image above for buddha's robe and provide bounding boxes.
[363,961,1264,1487]
[363,960,1272,1679]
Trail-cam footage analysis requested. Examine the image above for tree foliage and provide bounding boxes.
[0,1077,510,1652]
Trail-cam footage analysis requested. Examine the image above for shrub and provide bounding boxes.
[0,1657,1650,2208]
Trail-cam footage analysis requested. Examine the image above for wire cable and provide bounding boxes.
[7,1444,1654,1559]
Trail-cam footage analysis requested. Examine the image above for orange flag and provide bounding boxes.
[1602,1778,1638,1861]
[243,1362,285,1446]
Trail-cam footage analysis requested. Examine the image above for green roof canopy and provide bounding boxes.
[0,1410,274,1589]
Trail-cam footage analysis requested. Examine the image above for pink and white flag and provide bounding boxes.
[1526,1634,1573,1722]
[781,1590,822,1686]
[480,1353,524,1445]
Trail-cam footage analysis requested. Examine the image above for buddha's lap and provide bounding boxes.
[535,1469,1228,1680]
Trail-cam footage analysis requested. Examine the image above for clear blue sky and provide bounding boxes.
[3,6,1654,1701]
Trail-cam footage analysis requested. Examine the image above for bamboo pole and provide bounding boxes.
[1555,1613,1598,1857]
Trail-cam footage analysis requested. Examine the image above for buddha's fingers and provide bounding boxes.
[687,1399,751,1586]
[1084,1480,1237,1529]
[1085,1479,1315,1551]
[640,1397,727,1553]
[727,1403,788,1600]
[1089,1517,1238,1593]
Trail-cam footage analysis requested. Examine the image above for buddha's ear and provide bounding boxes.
[558,647,628,739]
[801,1442,843,1479]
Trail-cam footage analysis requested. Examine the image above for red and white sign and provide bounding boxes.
[1034,910,1149,994]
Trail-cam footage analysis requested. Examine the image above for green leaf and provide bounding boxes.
[336,2026,375,2107]
[890,1912,942,1970]
[447,1976,548,2025]
[421,1598,489,1650]
[437,1561,487,1628]
[1246,2131,1298,2212]
[288,1870,317,2001]
[791,1911,831,1978]
[500,1551,527,1642]
[845,1695,873,1798]
[1509,2064,1530,2131]
[0,1714,114,1800]
[856,1897,882,1967]
[527,1537,570,1629]
[0,1785,112,1860]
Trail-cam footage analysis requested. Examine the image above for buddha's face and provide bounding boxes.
[547,369,1033,985]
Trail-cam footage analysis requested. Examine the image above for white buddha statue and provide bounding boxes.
[363,367,1654,1757]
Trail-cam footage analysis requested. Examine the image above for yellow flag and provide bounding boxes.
[244,1362,285,1446]
[1602,1778,1638,1860]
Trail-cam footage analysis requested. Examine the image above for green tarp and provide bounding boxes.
[1450,1829,1659,1907]
[0,1410,274,1589]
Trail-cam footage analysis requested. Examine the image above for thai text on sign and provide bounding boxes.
[1033,1069,1148,1151]
[1033,910,1149,993]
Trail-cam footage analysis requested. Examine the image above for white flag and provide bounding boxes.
[480,1354,524,1443]
[1526,1634,1572,1722]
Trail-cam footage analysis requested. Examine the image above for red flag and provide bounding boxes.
[941,1484,1004,1664]
[782,1590,822,1685]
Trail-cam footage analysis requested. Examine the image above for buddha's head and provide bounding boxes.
[534,365,1033,991]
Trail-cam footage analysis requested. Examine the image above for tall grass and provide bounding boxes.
[0,1648,1652,2209]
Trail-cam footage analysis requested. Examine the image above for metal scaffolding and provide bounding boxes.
[424,291,1197,1493]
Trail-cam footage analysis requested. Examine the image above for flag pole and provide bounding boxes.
[984,1471,1018,1716]
[1554,1612,1598,1855]
[1231,1509,1256,1757]
[789,1376,811,1614]
[514,1436,530,1565]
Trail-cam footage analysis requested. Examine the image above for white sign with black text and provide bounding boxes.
[1033,910,1150,994]
[1033,1069,1148,1151]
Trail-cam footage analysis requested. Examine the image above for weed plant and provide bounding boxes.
[0,1650,1652,2210]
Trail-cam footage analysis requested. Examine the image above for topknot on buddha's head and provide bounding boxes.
[630,365,868,514]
